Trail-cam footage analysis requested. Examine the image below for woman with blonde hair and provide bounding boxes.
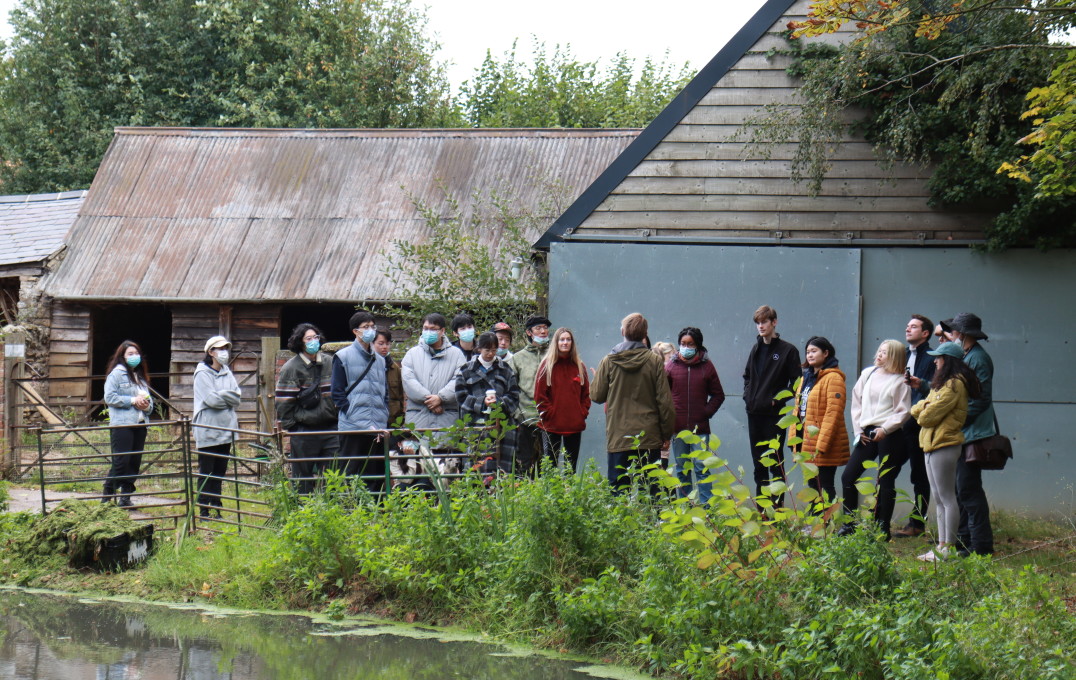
[534,327,590,471]
[839,339,911,540]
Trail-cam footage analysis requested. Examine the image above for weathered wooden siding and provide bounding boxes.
[48,302,91,402]
[576,0,991,241]
[168,304,278,429]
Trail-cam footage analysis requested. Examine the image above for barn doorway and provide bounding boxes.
[279,303,362,346]
[90,304,172,404]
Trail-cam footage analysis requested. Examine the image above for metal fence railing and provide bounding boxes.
[28,420,506,533]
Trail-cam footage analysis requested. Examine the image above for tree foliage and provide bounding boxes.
[459,40,694,128]
[0,0,458,193]
[768,0,1076,250]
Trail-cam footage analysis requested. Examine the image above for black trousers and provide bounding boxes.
[608,448,661,495]
[841,428,906,533]
[107,425,147,495]
[747,411,787,504]
[197,443,231,509]
[899,419,931,529]
[811,465,838,512]
[956,446,994,554]
[338,433,385,494]
[288,426,340,495]
[515,423,540,477]
[542,431,583,472]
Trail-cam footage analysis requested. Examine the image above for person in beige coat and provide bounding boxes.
[910,342,980,562]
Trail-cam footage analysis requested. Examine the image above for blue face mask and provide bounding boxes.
[125,354,141,368]
[532,335,550,346]
[305,339,321,354]
[360,328,376,344]
[496,347,508,357]
[457,328,475,343]
[421,329,440,346]
[679,346,697,360]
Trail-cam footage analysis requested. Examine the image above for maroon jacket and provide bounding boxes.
[534,356,591,434]
[665,352,725,435]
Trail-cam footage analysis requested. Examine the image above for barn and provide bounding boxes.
[536,0,1074,513]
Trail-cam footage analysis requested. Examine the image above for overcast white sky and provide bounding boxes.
[0,0,769,91]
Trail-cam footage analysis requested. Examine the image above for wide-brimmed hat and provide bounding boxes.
[927,341,964,359]
[204,335,232,353]
[949,312,988,340]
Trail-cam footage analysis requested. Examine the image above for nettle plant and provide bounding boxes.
[647,382,887,579]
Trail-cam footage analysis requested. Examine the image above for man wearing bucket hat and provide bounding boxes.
[947,312,996,557]
[508,315,553,475]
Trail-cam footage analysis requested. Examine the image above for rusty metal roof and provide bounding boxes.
[0,191,85,267]
[41,127,638,302]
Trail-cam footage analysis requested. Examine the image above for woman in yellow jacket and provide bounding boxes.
[791,337,849,509]
[910,342,981,561]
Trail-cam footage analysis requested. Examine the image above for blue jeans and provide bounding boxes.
[672,435,713,505]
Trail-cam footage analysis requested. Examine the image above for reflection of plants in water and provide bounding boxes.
[0,591,590,680]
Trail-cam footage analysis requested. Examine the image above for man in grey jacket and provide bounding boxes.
[402,313,466,455]
[330,311,389,493]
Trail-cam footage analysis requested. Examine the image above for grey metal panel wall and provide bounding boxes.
[548,242,861,482]
[550,243,1076,514]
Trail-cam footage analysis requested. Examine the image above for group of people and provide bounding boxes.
[274,311,593,493]
[101,304,999,558]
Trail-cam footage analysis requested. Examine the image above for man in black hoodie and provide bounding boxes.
[742,305,801,506]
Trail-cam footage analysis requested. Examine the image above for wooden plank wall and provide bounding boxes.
[579,0,990,241]
[48,302,91,402]
[169,304,279,429]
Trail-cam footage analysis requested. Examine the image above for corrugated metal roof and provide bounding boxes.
[0,191,86,266]
[42,128,638,301]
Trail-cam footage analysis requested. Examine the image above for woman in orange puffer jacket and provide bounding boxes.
[791,336,849,509]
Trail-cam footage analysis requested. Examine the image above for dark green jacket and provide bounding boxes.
[962,343,997,443]
[591,343,675,453]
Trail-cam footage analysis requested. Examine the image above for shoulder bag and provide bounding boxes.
[963,414,1012,470]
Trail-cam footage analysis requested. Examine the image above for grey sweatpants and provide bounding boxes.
[924,444,961,545]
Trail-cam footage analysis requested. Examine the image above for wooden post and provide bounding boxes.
[259,336,280,432]
[4,331,26,475]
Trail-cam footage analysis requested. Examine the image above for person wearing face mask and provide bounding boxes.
[507,315,552,475]
[102,340,154,506]
[451,313,478,361]
[665,327,725,505]
[490,322,514,362]
[455,332,521,474]
[276,323,338,495]
[402,313,466,459]
[330,311,389,492]
[193,336,242,517]
[534,327,591,472]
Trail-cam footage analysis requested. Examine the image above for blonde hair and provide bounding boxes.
[651,341,675,363]
[879,339,906,374]
[540,327,586,387]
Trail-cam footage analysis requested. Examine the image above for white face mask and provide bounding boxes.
[215,349,230,365]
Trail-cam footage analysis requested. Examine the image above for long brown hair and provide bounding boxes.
[540,327,585,387]
[107,340,149,385]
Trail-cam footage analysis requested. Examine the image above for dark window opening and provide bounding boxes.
[91,304,172,406]
[0,277,19,326]
[279,303,366,347]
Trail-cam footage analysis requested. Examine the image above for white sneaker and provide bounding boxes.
[917,545,951,562]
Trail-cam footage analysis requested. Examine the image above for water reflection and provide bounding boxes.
[0,590,621,680]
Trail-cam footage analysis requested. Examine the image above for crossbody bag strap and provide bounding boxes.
[344,352,376,397]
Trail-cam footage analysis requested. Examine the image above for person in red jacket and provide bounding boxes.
[666,327,726,504]
[534,327,591,472]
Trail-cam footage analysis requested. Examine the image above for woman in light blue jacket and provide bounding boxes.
[103,340,154,506]
[193,336,241,517]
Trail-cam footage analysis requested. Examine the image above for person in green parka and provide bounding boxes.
[591,312,675,494]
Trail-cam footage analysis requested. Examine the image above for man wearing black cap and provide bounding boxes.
[507,315,551,475]
[948,312,996,557]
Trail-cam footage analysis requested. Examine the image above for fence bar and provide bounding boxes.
[35,428,45,515]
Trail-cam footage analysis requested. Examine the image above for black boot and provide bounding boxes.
[101,484,114,504]
[116,493,133,508]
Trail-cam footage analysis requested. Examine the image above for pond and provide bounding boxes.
[0,589,643,680]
